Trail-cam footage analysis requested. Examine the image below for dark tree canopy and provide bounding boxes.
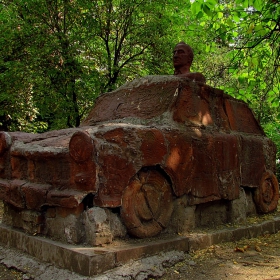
[0,0,279,136]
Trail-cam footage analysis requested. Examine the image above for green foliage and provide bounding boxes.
[1,0,92,130]
[0,0,185,131]
[263,121,280,180]
[187,0,280,123]
[0,0,279,146]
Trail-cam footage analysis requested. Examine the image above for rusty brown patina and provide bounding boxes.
[0,70,278,242]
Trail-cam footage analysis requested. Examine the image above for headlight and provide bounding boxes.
[69,131,94,163]
[0,132,11,156]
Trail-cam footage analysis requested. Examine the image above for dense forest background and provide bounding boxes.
[0,0,279,173]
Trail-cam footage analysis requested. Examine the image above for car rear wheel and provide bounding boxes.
[121,168,173,238]
[254,170,279,213]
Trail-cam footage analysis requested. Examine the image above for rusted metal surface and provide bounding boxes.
[0,75,278,239]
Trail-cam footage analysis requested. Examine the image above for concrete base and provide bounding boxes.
[0,189,261,246]
[1,215,280,277]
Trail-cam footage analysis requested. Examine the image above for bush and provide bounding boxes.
[263,122,280,181]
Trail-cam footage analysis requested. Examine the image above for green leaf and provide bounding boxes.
[253,0,262,11]
[197,11,204,19]
[254,24,263,32]
[187,24,198,31]
[202,3,212,16]
[260,82,266,90]
[243,0,249,7]
[205,0,217,9]
[226,18,235,28]
[238,76,247,84]
[271,101,279,108]
[200,20,206,27]
[247,23,255,34]
[205,44,211,52]
[191,1,202,17]
[217,12,223,19]
[232,12,241,23]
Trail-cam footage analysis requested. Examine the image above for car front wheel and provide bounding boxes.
[121,168,174,238]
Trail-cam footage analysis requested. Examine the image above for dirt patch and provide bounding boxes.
[157,205,280,280]
[158,230,280,280]
[0,265,24,280]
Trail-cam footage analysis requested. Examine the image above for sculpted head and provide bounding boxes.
[173,42,194,75]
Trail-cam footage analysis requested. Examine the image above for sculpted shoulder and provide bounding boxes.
[176,72,206,83]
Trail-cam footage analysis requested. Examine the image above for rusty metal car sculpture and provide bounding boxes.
[0,75,279,240]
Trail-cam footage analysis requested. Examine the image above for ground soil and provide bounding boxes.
[0,265,24,280]
[157,207,280,280]
[158,230,280,280]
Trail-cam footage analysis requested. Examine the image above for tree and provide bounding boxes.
[0,0,186,131]
[1,0,89,130]
[1,0,279,135]
[186,0,279,122]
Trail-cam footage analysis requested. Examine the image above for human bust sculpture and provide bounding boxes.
[173,42,206,83]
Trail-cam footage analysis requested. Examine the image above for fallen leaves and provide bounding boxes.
[255,245,262,252]
[160,230,280,280]
[234,244,262,253]
[234,245,250,253]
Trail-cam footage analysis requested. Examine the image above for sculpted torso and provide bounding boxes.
[173,42,206,83]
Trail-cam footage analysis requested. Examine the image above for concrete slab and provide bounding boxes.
[1,215,280,277]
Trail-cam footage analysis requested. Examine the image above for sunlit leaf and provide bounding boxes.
[247,23,255,34]
[191,1,202,17]
[217,12,223,19]
[253,0,262,10]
